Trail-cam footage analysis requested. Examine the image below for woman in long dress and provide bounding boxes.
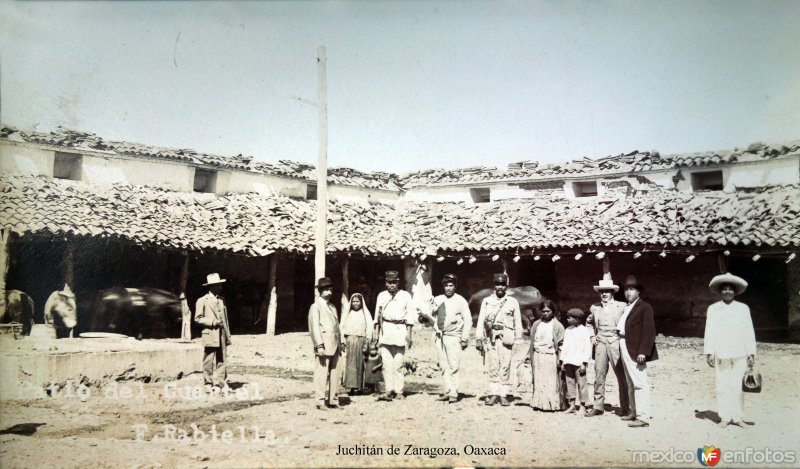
[704,273,756,428]
[341,293,374,395]
[528,299,566,411]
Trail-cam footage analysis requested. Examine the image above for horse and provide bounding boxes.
[1,290,35,335]
[43,284,78,338]
[91,287,182,340]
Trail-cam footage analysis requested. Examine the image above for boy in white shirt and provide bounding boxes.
[560,308,593,414]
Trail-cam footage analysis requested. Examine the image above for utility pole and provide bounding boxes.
[315,46,328,285]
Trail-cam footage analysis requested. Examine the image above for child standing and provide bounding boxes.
[560,308,593,414]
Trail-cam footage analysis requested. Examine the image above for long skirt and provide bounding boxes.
[343,335,367,390]
[531,351,562,410]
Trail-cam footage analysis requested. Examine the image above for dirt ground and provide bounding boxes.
[1,329,798,468]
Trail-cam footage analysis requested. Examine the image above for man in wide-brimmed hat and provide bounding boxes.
[476,273,523,406]
[704,272,756,428]
[586,273,629,417]
[308,277,345,410]
[616,275,658,427]
[373,270,415,401]
[427,273,471,404]
[195,273,232,392]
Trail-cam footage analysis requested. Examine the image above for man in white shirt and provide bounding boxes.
[476,273,523,406]
[423,273,471,404]
[704,273,756,428]
[373,270,415,401]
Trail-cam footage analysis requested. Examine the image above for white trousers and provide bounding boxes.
[620,338,652,421]
[715,357,747,422]
[487,338,513,396]
[379,344,406,395]
[436,334,462,397]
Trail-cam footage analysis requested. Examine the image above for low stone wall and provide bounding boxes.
[0,337,203,399]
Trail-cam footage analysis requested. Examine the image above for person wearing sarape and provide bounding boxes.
[704,272,757,429]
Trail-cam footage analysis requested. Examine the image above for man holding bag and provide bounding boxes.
[704,273,757,429]
[476,273,523,406]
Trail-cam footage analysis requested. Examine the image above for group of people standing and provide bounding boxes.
[307,268,758,430]
[527,274,657,428]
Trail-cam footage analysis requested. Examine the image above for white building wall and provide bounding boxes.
[82,154,194,191]
[223,170,305,197]
[328,184,400,203]
[403,185,480,203]
[726,158,799,189]
[0,141,54,176]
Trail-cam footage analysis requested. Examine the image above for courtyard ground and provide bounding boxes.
[0,330,798,468]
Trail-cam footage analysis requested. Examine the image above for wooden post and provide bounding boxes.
[0,229,10,317]
[717,252,728,274]
[602,256,610,275]
[179,253,189,294]
[64,241,74,288]
[341,257,350,315]
[266,254,278,336]
[314,45,329,288]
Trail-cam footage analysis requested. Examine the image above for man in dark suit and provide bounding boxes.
[616,275,658,428]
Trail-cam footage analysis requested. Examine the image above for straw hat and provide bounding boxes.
[593,273,619,293]
[203,273,227,286]
[709,273,748,295]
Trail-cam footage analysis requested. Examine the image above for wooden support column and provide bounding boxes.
[179,253,189,294]
[0,228,10,317]
[64,241,74,289]
[266,254,279,336]
[788,259,800,342]
[341,257,350,316]
[717,252,729,274]
[602,256,610,275]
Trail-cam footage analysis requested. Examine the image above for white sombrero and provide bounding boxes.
[593,273,619,293]
[203,273,227,286]
[709,273,747,295]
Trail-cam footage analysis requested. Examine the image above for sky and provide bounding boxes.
[1,1,799,174]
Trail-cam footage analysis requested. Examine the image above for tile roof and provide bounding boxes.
[2,175,797,257]
[400,141,800,187]
[0,125,402,191]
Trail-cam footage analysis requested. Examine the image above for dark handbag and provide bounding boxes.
[742,369,762,393]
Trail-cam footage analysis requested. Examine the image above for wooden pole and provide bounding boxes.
[266,254,278,336]
[314,45,328,287]
[602,256,610,275]
[341,257,349,316]
[64,241,74,289]
[179,253,189,294]
[0,229,10,317]
[717,252,728,274]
